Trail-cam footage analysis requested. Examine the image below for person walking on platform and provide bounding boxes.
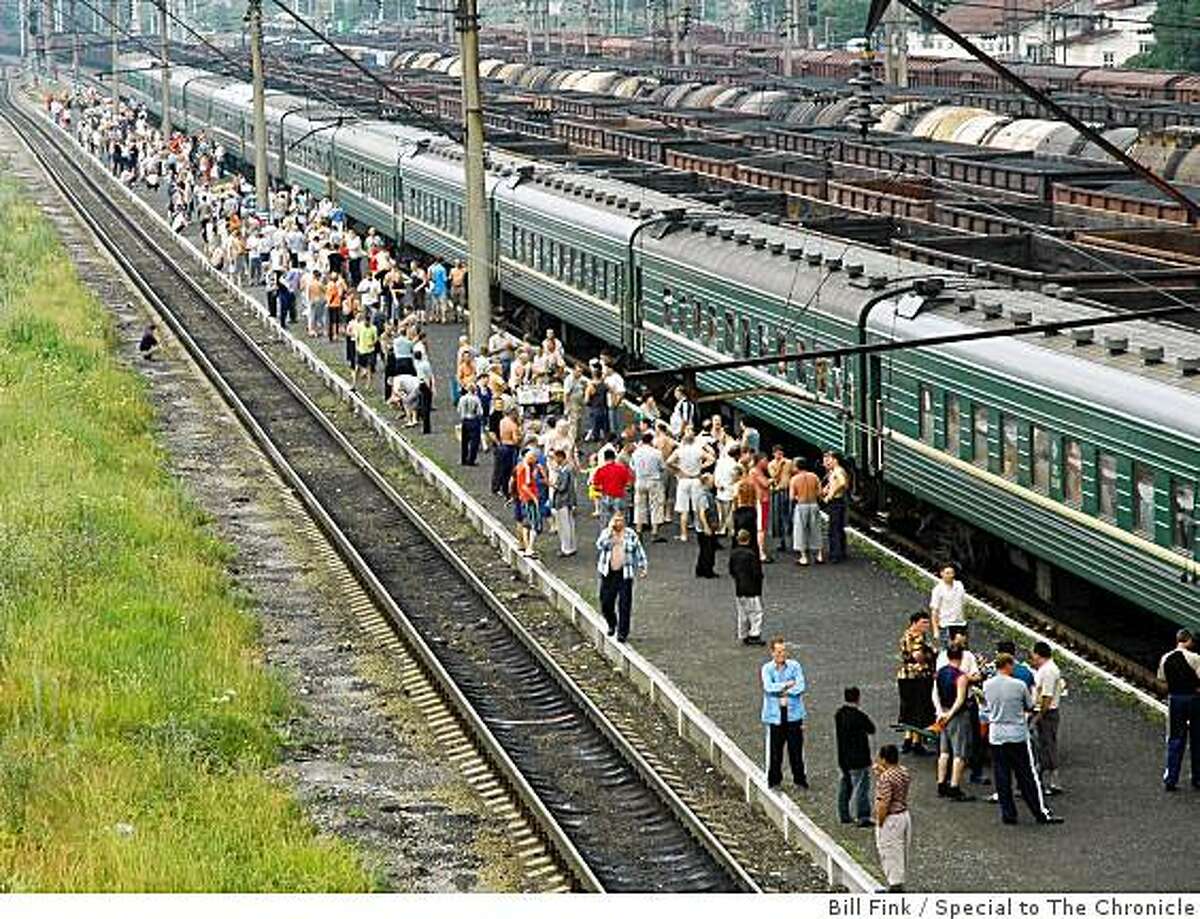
[982,654,1063,826]
[761,637,808,789]
[873,744,912,893]
[551,448,578,557]
[1158,629,1200,791]
[1030,640,1064,796]
[457,382,484,466]
[595,512,647,643]
[728,530,765,646]
[897,612,937,757]
[631,432,668,542]
[789,459,823,566]
[822,451,849,563]
[835,687,876,827]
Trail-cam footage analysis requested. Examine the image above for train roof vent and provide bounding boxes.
[1011,309,1033,326]
[500,166,514,177]
[955,293,975,312]
[751,236,767,249]
[769,241,785,255]
[981,301,1003,320]
[719,227,735,240]
[1140,345,1165,365]
[616,196,629,209]
[561,180,574,192]
[629,204,642,216]
[689,219,706,232]
[605,193,619,205]
[971,262,991,280]
[826,257,842,271]
[787,246,804,260]
[1179,356,1200,376]
[868,274,888,290]
[806,252,823,266]
[846,262,864,278]
[705,224,718,236]
[582,188,595,199]
[1041,282,1060,297]
[552,178,565,189]
[1058,286,1077,301]
[1105,335,1128,355]
[734,231,751,245]
[1071,328,1095,346]
[915,278,944,296]
[760,214,781,226]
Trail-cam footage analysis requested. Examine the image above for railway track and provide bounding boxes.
[0,82,760,894]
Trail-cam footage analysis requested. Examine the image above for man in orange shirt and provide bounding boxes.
[513,449,546,558]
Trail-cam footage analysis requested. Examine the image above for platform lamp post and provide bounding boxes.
[457,0,492,351]
[247,0,270,218]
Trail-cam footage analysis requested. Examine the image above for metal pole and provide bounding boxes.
[19,0,28,64]
[248,0,270,216]
[158,0,170,138]
[110,0,118,112]
[457,0,492,350]
[71,0,79,85]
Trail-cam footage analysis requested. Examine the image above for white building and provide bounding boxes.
[903,0,1156,68]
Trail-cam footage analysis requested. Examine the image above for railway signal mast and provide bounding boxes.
[457,0,492,350]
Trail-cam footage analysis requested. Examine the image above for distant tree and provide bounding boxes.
[1125,0,1200,71]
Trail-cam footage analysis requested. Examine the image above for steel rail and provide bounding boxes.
[3,81,759,895]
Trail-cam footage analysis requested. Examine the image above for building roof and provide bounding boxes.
[942,0,1054,34]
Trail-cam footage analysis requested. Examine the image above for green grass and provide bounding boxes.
[0,176,373,891]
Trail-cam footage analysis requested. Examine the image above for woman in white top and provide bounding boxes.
[930,564,967,646]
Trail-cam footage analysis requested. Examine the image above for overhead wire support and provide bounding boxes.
[864,0,1200,225]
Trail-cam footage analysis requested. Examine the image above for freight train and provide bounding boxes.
[117,57,1199,630]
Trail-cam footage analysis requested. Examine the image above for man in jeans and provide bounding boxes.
[595,512,647,643]
[1158,628,1200,791]
[835,687,875,826]
[760,637,808,789]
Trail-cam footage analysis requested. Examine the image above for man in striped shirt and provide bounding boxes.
[873,744,912,893]
[595,513,647,643]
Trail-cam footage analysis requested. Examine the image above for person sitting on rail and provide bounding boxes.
[138,324,160,362]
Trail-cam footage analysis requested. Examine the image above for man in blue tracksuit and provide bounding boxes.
[761,637,809,789]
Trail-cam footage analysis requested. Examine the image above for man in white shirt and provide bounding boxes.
[630,432,668,543]
[669,433,714,542]
[930,564,967,646]
[713,445,742,536]
[1030,641,1064,796]
[603,361,625,435]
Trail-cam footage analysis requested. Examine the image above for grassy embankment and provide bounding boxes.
[0,175,374,891]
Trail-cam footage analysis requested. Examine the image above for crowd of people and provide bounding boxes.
[46,89,1200,895]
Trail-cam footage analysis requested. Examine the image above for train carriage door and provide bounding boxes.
[629,264,644,357]
[866,355,885,477]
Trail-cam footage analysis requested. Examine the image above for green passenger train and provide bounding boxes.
[118,56,1200,630]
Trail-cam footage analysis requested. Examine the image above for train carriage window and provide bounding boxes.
[1133,463,1155,535]
[692,300,702,338]
[972,407,989,467]
[1097,452,1117,521]
[1172,481,1195,553]
[944,395,960,455]
[739,317,751,358]
[757,323,767,361]
[791,335,806,384]
[1064,439,1082,507]
[776,331,788,378]
[919,386,935,445]
[1032,425,1051,493]
[1001,416,1019,479]
[549,242,559,279]
[723,311,735,354]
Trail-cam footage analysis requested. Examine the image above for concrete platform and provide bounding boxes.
[125,182,1198,892]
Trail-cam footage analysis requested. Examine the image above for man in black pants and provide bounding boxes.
[457,384,484,466]
[760,637,808,789]
[982,654,1063,825]
[595,513,647,643]
[822,451,849,563]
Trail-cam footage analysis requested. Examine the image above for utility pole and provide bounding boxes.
[524,0,534,60]
[457,0,492,350]
[70,0,79,85]
[158,0,170,138]
[783,0,801,75]
[248,0,270,217]
[110,0,119,112]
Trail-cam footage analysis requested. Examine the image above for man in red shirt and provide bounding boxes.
[592,447,634,519]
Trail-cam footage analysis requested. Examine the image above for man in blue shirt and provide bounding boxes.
[982,654,1063,826]
[428,258,449,322]
[761,637,808,789]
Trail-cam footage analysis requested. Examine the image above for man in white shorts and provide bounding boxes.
[669,432,715,542]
